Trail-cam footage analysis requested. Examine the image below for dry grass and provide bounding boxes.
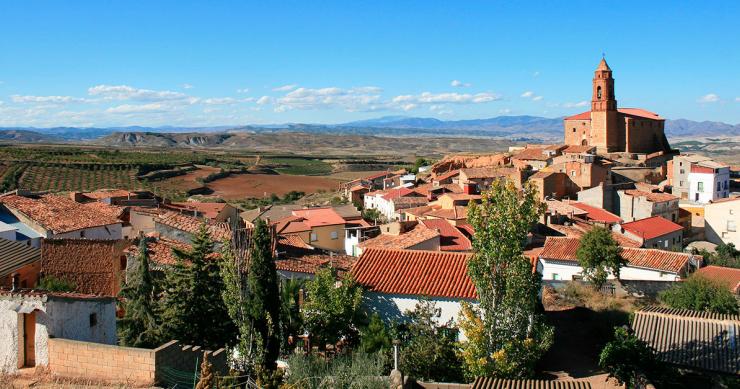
[2,367,144,389]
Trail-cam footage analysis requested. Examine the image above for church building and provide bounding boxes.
[564,59,671,154]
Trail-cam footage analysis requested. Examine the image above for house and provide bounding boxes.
[704,197,739,247]
[275,207,348,252]
[616,189,679,223]
[613,216,684,250]
[75,189,157,207]
[670,154,713,199]
[550,158,609,193]
[567,201,622,227]
[356,222,440,255]
[0,194,123,241]
[275,254,356,280]
[0,238,41,289]
[688,160,731,203]
[41,239,131,297]
[240,204,304,224]
[528,171,568,200]
[353,248,476,336]
[472,378,592,389]
[363,187,426,221]
[419,219,472,252]
[632,306,740,375]
[458,167,522,193]
[164,201,239,223]
[511,146,564,170]
[694,265,740,294]
[347,184,370,205]
[154,211,231,245]
[0,289,116,372]
[537,236,695,282]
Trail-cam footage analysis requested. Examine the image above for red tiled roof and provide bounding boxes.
[695,266,740,294]
[564,111,591,120]
[292,208,346,227]
[82,189,133,200]
[364,171,393,181]
[82,202,126,221]
[391,196,429,207]
[349,185,370,192]
[127,237,221,268]
[155,211,231,241]
[435,170,460,182]
[624,190,678,203]
[564,108,664,121]
[353,248,476,299]
[563,145,596,154]
[512,148,549,161]
[456,222,475,237]
[277,233,312,250]
[460,167,518,179]
[381,187,419,201]
[275,254,356,276]
[0,194,121,234]
[168,201,229,219]
[547,221,641,248]
[0,288,115,301]
[359,224,440,250]
[539,237,692,273]
[570,202,622,224]
[620,216,683,240]
[425,206,469,220]
[420,219,472,251]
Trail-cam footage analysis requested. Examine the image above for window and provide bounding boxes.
[597,86,602,99]
[679,169,685,174]
[552,273,560,280]
[679,181,684,186]
[89,313,97,327]
[330,231,338,240]
[664,240,669,248]
[572,128,576,133]
[570,170,576,177]
[80,230,86,238]
[310,232,318,242]
[729,220,737,232]
[697,182,704,193]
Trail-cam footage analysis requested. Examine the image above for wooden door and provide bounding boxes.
[23,313,35,367]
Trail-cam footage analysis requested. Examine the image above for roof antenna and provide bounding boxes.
[602,52,606,59]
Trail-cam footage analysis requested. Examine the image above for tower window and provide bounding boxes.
[597,86,602,99]
[572,128,576,133]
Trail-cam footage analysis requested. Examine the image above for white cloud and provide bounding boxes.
[275,86,383,112]
[272,84,298,92]
[105,103,169,114]
[533,71,540,78]
[521,91,543,101]
[393,91,500,105]
[236,88,250,94]
[11,95,86,104]
[88,85,191,102]
[499,108,512,114]
[256,96,272,105]
[736,97,740,102]
[182,83,194,89]
[563,101,589,108]
[450,80,471,88]
[202,97,239,105]
[698,93,720,103]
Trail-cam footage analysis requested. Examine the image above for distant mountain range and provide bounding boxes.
[1,115,738,146]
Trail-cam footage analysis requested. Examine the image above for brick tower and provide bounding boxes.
[590,58,620,152]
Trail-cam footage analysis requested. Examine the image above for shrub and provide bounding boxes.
[659,275,739,315]
[37,275,76,292]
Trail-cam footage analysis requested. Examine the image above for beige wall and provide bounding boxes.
[307,224,345,252]
[705,200,739,247]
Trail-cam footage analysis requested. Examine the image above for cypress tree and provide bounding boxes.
[246,218,281,373]
[118,238,162,348]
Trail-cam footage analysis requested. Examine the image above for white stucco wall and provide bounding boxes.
[538,258,681,282]
[0,296,116,373]
[362,292,478,340]
[688,170,730,204]
[705,200,740,248]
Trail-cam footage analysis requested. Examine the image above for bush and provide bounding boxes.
[599,327,663,387]
[284,352,389,389]
[659,275,739,315]
[37,275,76,292]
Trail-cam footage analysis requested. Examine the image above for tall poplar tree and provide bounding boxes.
[118,238,162,348]
[462,179,553,378]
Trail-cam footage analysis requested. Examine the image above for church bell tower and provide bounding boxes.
[590,58,620,152]
[592,58,616,111]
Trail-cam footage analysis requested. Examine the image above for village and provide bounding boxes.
[0,60,739,389]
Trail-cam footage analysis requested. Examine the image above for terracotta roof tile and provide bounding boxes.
[460,167,518,179]
[694,266,740,293]
[155,211,230,241]
[276,254,356,276]
[381,187,420,201]
[291,208,346,227]
[277,233,312,250]
[512,148,550,161]
[420,219,472,251]
[624,190,678,203]
[563,145,596,154]
[564,111,591,121]
[41,239,131,296]
[540,236,693,273]
[0,194,121,234]
[620,216,683,240]
[353,248,476,299]
[167,201,229,219]
[0,288,115,301]
[569,202,622,224]
[425,206,469,220]
[359,224,440,250]
[82,189,133,200]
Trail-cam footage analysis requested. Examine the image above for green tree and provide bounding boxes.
[302,267,363,348]
[280,278,304,353]
[576,226,626,289]
[399,299,463,382]
[362,208,382,224]
[465,180,553,378]
[118,238,162,348]
[701,243,740,268]
[161,224,235,348]
[659,275,739,315]
[245,218,281,374]
[599,327,662,388]
[360,313,391,354]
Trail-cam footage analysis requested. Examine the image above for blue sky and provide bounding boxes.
[0,1,738,127]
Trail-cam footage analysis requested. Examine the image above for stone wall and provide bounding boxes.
[47,339,228,386]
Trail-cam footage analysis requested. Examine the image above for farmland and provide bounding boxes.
[19,163,140,192]
[205,173,340,200]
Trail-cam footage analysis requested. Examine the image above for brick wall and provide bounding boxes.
[48,338,228,386]
[48,338,156,386]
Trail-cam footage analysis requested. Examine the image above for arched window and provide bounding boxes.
[597,86,602,99]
